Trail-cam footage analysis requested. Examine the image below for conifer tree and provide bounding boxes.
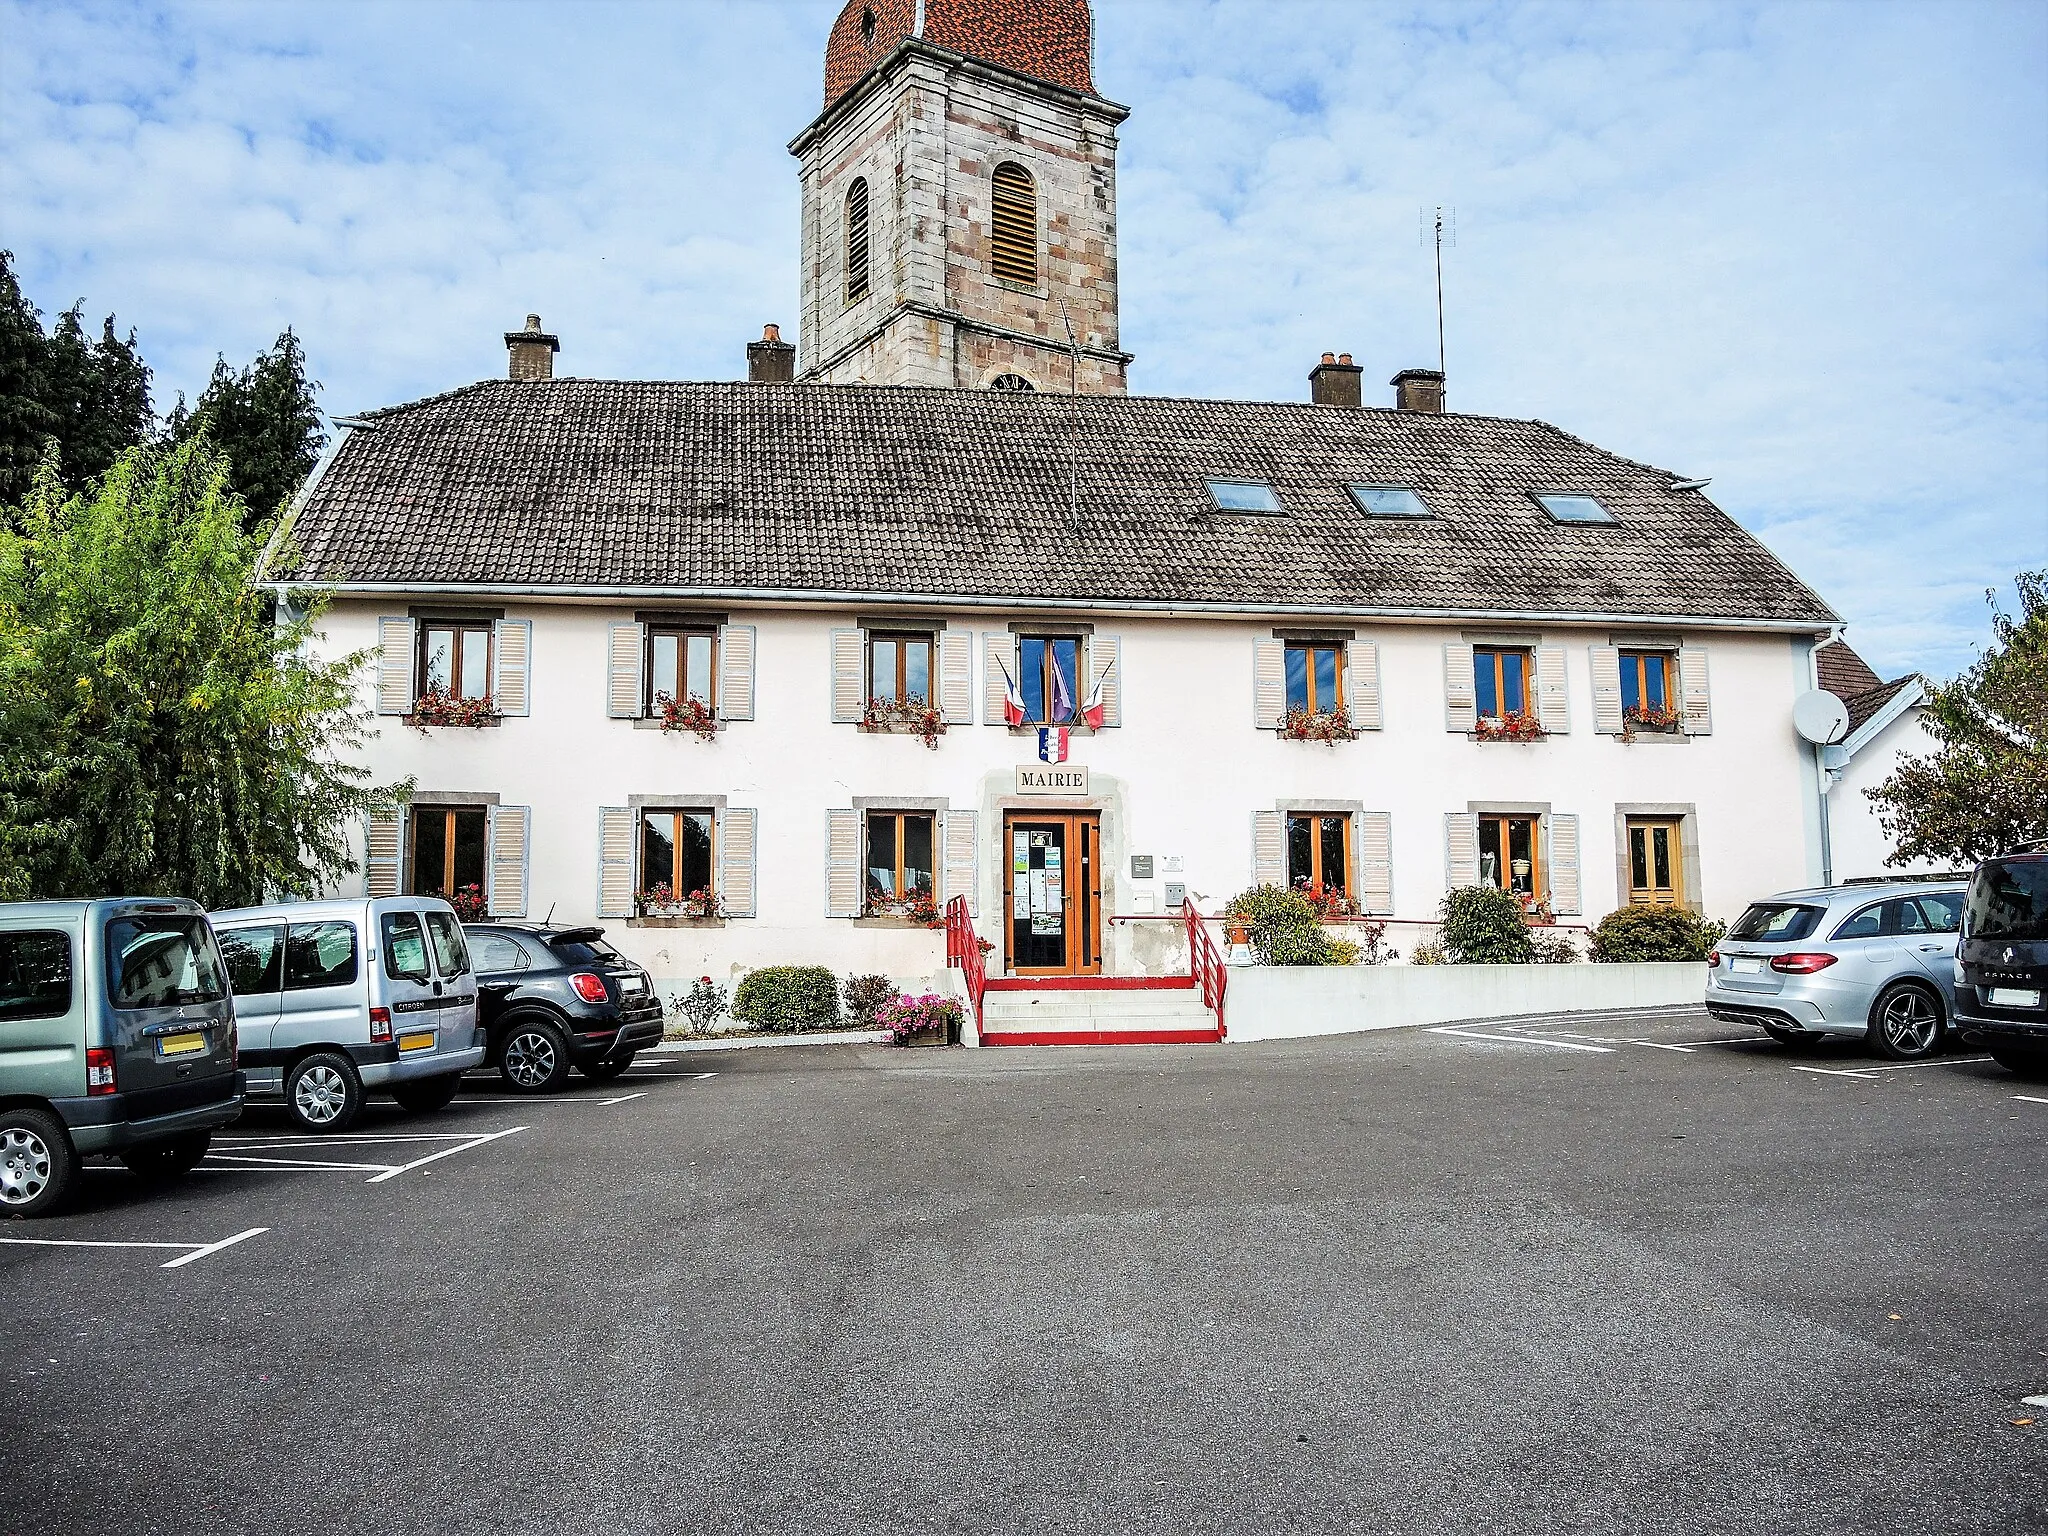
[168,327,325,528]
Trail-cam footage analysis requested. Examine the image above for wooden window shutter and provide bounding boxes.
[1087,634,1122,728]
[364,808,403,898]
[1444,812,1480,888]
[845,179,870,304]
[1356,811,1394,916]
[1442,642,1476,732]
[718,624,757,721]
[1547,813,1583,914]
[1252,809,1286,889]
[829,628,865,723]
[376,617,416,716]
[941,809,978,918]
[990,162,1038,285]
[1252,638,1286,730]
[1679,646,1713,735]
[596,806,636,919]
[825,808,862,918]
[1345,640,1383,730]
[983,631,1018,724]
[1535,645,1571,734]
[607,622,645,719]
[492,619,531,717]
[487,805,530,918]
[938,631,974,725]
[1589,645,1624,735]
[718,806,758,918]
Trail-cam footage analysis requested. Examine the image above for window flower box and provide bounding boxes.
[1296,878,1361,922]
[1279,706,1359,743]
[639,883,724,920]
[407,684,502,731]
[875,992,964,1046]
[443,883,488,920]
[1475,709,1546,743]
[865,888,944,928]
[861,696,944,749]
[1621,702,1684,740]
[654,691,719,741]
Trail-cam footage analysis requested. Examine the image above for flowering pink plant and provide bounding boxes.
[1475,709,1546,742]
[1279,706,1359,742]
[874,992,963,1045]
[862,695,944,749]
[654,691,719,741]
[1622,701,1684,739]
[444,883,488,920]
[408,683,501,731]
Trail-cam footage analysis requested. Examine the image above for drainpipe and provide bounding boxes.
[1815,742,1835,888]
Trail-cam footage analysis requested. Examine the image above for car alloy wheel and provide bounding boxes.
[503,1029,560,1090]
[0,1125,54,1208]
[1877,987,1940,1059]
[294,1063,350,1125]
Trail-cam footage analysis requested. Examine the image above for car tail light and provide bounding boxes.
[86,1047,116,1096]
[569,972,609,1004]
[369,1006,393,1044]
[1770,952,1838,974]
[1707,950,1720,967]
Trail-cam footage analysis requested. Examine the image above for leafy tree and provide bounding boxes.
[0,254,57,509]
[0,438,403,906]
[1869,570,2048,867]
[167,327,324,528]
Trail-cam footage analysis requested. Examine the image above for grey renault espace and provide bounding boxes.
[1954,850,2048,1075]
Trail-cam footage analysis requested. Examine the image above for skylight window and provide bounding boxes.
[1206,479,1283,514]
[1347,484,1430,518]
[1535,493,1615,525]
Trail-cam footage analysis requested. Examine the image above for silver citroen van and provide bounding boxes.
[210,896,483,1133]
[0,898,246,1217]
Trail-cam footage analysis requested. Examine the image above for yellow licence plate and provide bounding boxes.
[157,1032,207,1058]
[398,1030,437,1052]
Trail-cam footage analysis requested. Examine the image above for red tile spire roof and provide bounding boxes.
[823,0,1096,106]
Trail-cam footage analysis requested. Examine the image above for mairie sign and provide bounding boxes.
[1015,765,1089,796]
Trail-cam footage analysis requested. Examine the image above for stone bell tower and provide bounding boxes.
[790,0,1131,394]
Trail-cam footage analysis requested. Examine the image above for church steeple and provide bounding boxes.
[791,0,1131,393]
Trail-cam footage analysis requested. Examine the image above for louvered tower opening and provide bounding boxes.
[844,178,871,304]
[990,162,1039,286]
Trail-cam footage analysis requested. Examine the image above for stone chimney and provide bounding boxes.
[747,323,796,384]
[1390,368,1445,413]
[1309,352,1364,408]
[504,314,559,381]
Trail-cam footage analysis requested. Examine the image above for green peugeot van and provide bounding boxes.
[0,898,246,1217]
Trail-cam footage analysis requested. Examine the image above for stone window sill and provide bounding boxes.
[630,916,728,929]
[1613,729,1689,745]
[852,916,944,931]
[630,716,725,734]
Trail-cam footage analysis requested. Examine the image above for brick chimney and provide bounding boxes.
[504,314,559,381]
[1309,352,1364,408]
[1390,368,1445,413]
[747,323,796,384]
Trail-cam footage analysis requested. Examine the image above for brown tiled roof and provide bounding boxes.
[1816,639,1921,733]
[823,0,1095,106]
[272,378,1838,625]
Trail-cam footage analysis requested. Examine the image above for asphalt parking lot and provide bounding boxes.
[3,1014,2044,1536]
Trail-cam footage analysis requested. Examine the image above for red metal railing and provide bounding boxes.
[1183,901,1228,1038]
[944,895,987,1032]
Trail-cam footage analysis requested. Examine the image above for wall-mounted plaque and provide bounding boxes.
[1131,855,1155,880]
[1015,765,1090,796]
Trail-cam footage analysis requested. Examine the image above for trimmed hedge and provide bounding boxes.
[1438,885,1534,964]
[731,965,841,1033]
[1588,905,1726,963]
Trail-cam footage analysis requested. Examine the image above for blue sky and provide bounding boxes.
[3,0,2043,679]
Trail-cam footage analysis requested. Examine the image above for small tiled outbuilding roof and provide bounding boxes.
[823,0,1096,107]
[1817,638,1921,734]
[272,378,1838,626]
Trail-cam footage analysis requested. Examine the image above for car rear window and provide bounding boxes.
[0,931,72,1022]
[422,912,470,978]
[381,912,431,982]
[1965,859,2048,942]
[104,915,227,1009]
[1728,903,1823,943]
[546,936,626,967]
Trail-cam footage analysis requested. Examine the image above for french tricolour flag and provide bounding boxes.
[999,654,1027,727]
[1037,726,1069,763]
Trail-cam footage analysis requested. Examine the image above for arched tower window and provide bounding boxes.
[844,178,871,304]
[989,162,1039,286]
[988,373,1036,392]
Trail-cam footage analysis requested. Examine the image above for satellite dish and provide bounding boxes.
[1792,690,1851,745]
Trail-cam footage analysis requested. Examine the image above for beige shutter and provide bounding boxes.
[1442,642,1476,732]
[983,632,1018,724]
[938,630,973,725]
[364,809,403,898]
[1590,645,1623,735]
[718,624,756,722]
[718,806,757,918]
[597,806,636,919]
[1252,639,1286,729]
[941,809,978,918]
[829,628,865,723]
[1345,640,1382,730]
[607,622,645,719]
[1679,646,1713,735]
[486,804,529,917]
[1252,809,1286,888]
[825,808,862,917]
[376,617,416,716]
[1087,634,1122,727]
[1356,811,1394,916]
[1535,645,1571,734]
[1444,812,1480,888]
[491,619,531,717]
[1547,813,1582,915]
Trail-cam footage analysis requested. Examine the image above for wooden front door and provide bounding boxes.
[1003,812,1102,976]
[1627,817,1684,907]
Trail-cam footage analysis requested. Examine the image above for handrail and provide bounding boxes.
[944,895,987,1031]
[1183,900,1228,1038]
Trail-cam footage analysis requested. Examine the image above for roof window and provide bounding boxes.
[1535,493,1615,525]
[1347,485,1430,518]
[1206,479,1283,514]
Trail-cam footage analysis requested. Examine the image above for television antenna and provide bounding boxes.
[1057,295,1082,535]
[1421,205,1456,387]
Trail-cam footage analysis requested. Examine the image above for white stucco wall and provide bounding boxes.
[304,600,1821,996]
[1827,703,1941,881]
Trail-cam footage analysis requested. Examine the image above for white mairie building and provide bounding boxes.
[266,0,1849,1028]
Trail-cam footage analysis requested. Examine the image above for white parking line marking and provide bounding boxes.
[2017,1095,2048,1106]
[1860,1057,1992,1072]
[160,1228,268,1269]
[598,1092,647,1106]
[365,1125,525,1183]
[202,1153,395,1172]
[1786,1064,1883,1079]
[1429,1026,1613,1053]
[0,1227,268,1269]
[1542,1031,1625,1044]
[1624,1039,1697,1053]
[1677,1037,1775,1047]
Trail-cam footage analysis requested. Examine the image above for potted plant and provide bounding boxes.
[875,992,964,1046]
[1475,708,1546,742]
[653,690,719,741]
[445,883,488,920]
[1294,877,1361,922]
[1278,705,1359,743]
[1621,701,1685,740]
[862,695,945,749]
[677,886,724,920]
[408,683,502,731]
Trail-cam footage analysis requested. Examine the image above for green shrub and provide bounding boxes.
[1409,939,1449,966]
[731,965,841,1032]
[1587,906,1727,963]
[1327,937,1362,966]
[841,972,899,1028]
[1224,883,1337,966]
[1531,931,1581,964]
[1438,885,1535,964]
